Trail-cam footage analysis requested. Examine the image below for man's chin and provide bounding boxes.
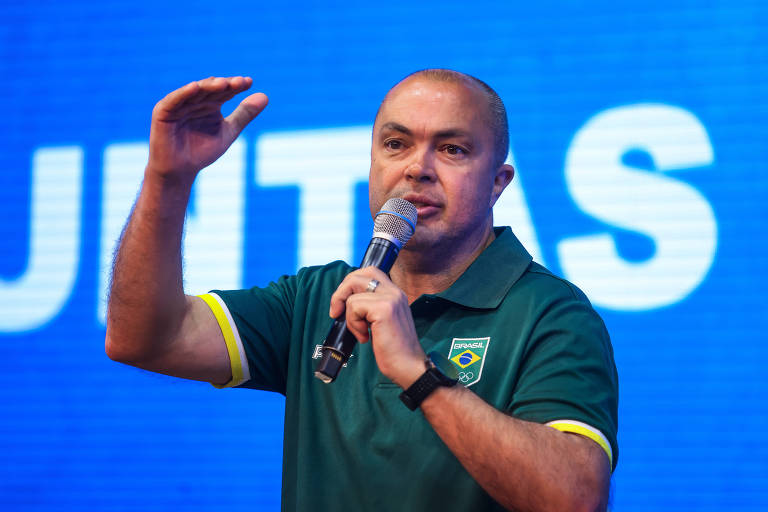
[402,227,442,253]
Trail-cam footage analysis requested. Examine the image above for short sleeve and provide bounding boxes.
[201,272,299,394]
[507,284,619,470]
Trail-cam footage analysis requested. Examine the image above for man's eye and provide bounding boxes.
[443,144,467,156]
[384,140,403,150]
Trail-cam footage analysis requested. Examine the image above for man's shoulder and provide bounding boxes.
[213,260,353,306]
[294,260,354,289]
[517,261,593,306]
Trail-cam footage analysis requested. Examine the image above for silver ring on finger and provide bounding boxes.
[366,279,380,293]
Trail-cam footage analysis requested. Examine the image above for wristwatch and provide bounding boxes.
[399,351,459,410]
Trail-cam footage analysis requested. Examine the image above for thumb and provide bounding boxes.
[226,92,269,136]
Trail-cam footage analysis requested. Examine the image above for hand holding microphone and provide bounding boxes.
[314,198,417,383]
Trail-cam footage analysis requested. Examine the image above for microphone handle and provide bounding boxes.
[358,237,400,270]
[314,237,400,383]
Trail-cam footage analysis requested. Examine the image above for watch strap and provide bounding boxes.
[399,354,458,411]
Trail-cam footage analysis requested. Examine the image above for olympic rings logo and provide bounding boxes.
[458,371,475,383]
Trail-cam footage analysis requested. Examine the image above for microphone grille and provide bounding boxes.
[373,198,417,248]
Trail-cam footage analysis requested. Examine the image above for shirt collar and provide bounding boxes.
[433,226,532,309]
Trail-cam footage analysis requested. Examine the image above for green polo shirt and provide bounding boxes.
[200,226,618,511]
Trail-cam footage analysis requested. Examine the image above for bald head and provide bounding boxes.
[376,69,509,168]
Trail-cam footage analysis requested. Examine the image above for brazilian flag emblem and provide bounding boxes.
[447,337,490,387]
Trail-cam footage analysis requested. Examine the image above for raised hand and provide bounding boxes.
[148,76,268,179]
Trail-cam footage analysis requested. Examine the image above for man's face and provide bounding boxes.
[369,77,503,251]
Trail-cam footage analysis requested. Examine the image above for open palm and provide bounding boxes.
[148,76,268,178]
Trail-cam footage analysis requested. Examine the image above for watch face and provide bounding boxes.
[427,351,459,382]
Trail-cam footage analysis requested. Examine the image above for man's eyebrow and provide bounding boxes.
[378,123,473,140]
[379,122,412,136]
[433,128,473,139]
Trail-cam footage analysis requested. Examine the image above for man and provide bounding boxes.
[106,70,618,511]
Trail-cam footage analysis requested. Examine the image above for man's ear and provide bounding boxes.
[490,163,515,207]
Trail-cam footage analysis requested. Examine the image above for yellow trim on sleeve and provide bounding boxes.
[548,420,613,469]
[198,293,243,389]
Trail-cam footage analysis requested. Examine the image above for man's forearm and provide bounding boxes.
[105,76,267,379]
[420,385,610,512]
[105,168,194,363]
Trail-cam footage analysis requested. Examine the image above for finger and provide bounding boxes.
[156,80,203,114]
[155,77,225,119]
[328,272,382,318]
[197,76,252,102]
[204,76,252,104]
[167,89,248,119]
[224,92,269,136]
[357,266,390,282]
[196,76,229,91]
[158,101,222,121]
[163,77,249,119]
[344,295,373,343]
[190,76,230,104]
[166,76,244,110]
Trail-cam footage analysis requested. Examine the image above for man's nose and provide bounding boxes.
[404,149,436,182]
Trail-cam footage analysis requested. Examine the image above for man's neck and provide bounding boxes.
[390,226,497,304]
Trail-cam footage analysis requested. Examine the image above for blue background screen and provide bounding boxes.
[1,2,766,510]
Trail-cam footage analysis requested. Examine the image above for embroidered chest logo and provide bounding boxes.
[448,337,490,387]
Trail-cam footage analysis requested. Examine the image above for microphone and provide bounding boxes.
[314,198,418,384]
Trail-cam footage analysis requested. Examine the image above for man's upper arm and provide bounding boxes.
[117,295,232,385]
[135,274,297,390]
[120,265,333,392]
[508,283,620,471]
